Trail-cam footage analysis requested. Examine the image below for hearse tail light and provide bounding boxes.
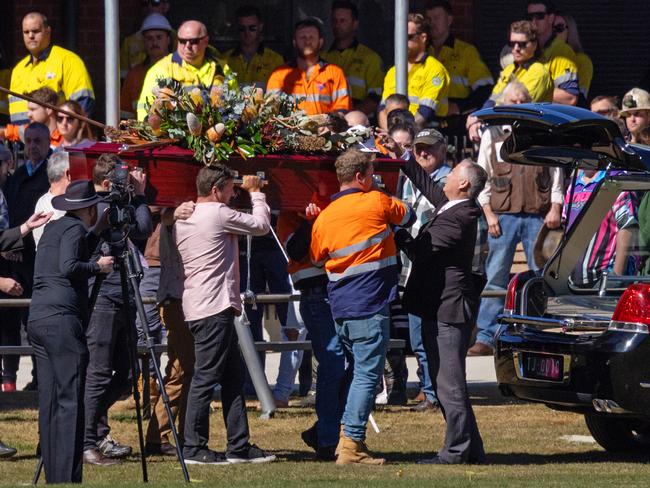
[608,284,650,334]
[503,273,521,315]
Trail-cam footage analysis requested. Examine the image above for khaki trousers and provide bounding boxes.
[145,299,195,445]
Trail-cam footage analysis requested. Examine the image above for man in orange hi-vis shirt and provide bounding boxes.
[267,18,351,115]
[310,149,415,465]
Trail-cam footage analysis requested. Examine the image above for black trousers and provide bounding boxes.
[83,299,133,449]
[28,314,88,484]
[183,308,250,457]
[421,310,486,464]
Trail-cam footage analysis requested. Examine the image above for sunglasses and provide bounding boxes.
[238,25,259,32]
[526,11,547,21]
[508,40,531,49]
[178,36,206,46]
[56,115,76,123]
[553,23,567,33]
[407,32,423,41]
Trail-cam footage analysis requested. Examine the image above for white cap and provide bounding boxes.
[140,13,172,33]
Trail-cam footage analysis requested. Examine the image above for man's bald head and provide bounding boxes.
[177,20,210,66]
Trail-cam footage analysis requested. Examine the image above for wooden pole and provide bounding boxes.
[0,86,108,130]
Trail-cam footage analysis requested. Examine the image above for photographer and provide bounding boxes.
[28,180,113,483]
[83,154,153,465]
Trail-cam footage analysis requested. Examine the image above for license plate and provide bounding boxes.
[520,352,564,382]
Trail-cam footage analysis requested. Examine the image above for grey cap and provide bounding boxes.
[414,129,445,146]
[140,13,173,33]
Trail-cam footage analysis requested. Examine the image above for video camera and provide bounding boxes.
[104,163,137,248]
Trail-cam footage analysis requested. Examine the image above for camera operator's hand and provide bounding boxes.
[0,277,23,296]
[130,169,147,196]
[241,175,265,193]
[96,256,114,274]
[174,201,195,221]
[20,211,53,236]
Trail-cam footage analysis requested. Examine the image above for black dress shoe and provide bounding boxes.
[417,455,448,465]
[301,423,318,451]
[315,445,336,461]
[83,448,120,466]
[411,399,440,412]
[0,440,17,458]
[145,442,178,457]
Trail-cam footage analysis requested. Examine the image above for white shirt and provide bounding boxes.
[437,198,470,214]
[33,191,66,248]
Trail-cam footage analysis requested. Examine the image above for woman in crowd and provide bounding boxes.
[553,12,593,102]
[56,100,95,148]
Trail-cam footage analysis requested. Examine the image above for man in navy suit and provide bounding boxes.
[381,131,487,464]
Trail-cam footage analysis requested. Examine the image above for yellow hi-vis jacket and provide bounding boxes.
[224,44,284,91]
[321,40,385,102]
[9,45,95,124]
[381,54,450,120]
[137,51,235,121]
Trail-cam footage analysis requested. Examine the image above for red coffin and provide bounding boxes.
[67,142,403,210]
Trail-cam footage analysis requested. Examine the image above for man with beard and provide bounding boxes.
[267,18,351,115]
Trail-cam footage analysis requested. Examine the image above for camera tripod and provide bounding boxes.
[33,243,189,484]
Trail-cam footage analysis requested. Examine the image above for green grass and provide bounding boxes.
[1,385,649,486]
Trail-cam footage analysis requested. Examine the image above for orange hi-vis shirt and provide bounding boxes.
[277,210,327,289]
[310,188,415,320]
[266,60,351,115]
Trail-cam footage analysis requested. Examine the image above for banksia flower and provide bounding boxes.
[294,135,327,152]
[190,88,203,108]
[206,122,226,143]
[186,113,202,136]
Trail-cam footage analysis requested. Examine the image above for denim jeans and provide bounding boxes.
[336,304,390,442]
[273,300,307,402]
[408,314,437,403]
[83,298,133,449]
[300,287,349,447]
[136,266,163,375]
[476,213,542,346]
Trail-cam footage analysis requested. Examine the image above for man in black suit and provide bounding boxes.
[382,133,487,464]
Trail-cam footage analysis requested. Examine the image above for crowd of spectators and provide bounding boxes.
[1,0,650,472]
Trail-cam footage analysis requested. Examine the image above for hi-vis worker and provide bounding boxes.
[137,20,235,121]
[322,1,384,116]
[378,13,450,131]
[224,5,284,91]
[310,150,415,466]
[277,190,348,461]
[9,12,95,125]
[425,1,493,115]
[267,18,351,116]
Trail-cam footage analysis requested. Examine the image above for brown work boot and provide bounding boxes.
[335,425,344,457]
[335,435,385,465]
[467,342,494,356]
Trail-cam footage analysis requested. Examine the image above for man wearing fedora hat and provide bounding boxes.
[27,180,114,483]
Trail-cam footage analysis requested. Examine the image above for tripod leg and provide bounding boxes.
[118,257,148,483]
[32,456,43,485]
[124,251,190,483]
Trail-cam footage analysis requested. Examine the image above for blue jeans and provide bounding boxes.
[336,305,390,442]
[273,301,307,402]
[408,314,437,403]
[476,213,542,347]
[300,287,349,447]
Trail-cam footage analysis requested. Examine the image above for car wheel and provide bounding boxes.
[585,414,650,453]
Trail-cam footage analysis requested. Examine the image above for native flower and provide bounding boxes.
[186,113,202,136]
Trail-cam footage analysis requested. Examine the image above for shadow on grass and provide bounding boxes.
[381,450,650,465]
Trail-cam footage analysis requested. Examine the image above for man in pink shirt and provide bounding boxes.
[174,164,275,465]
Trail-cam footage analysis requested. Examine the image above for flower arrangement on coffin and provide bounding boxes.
[108,74,372,165]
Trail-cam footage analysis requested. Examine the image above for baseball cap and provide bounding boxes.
[140,13,173,33]
[413,129,445,146]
